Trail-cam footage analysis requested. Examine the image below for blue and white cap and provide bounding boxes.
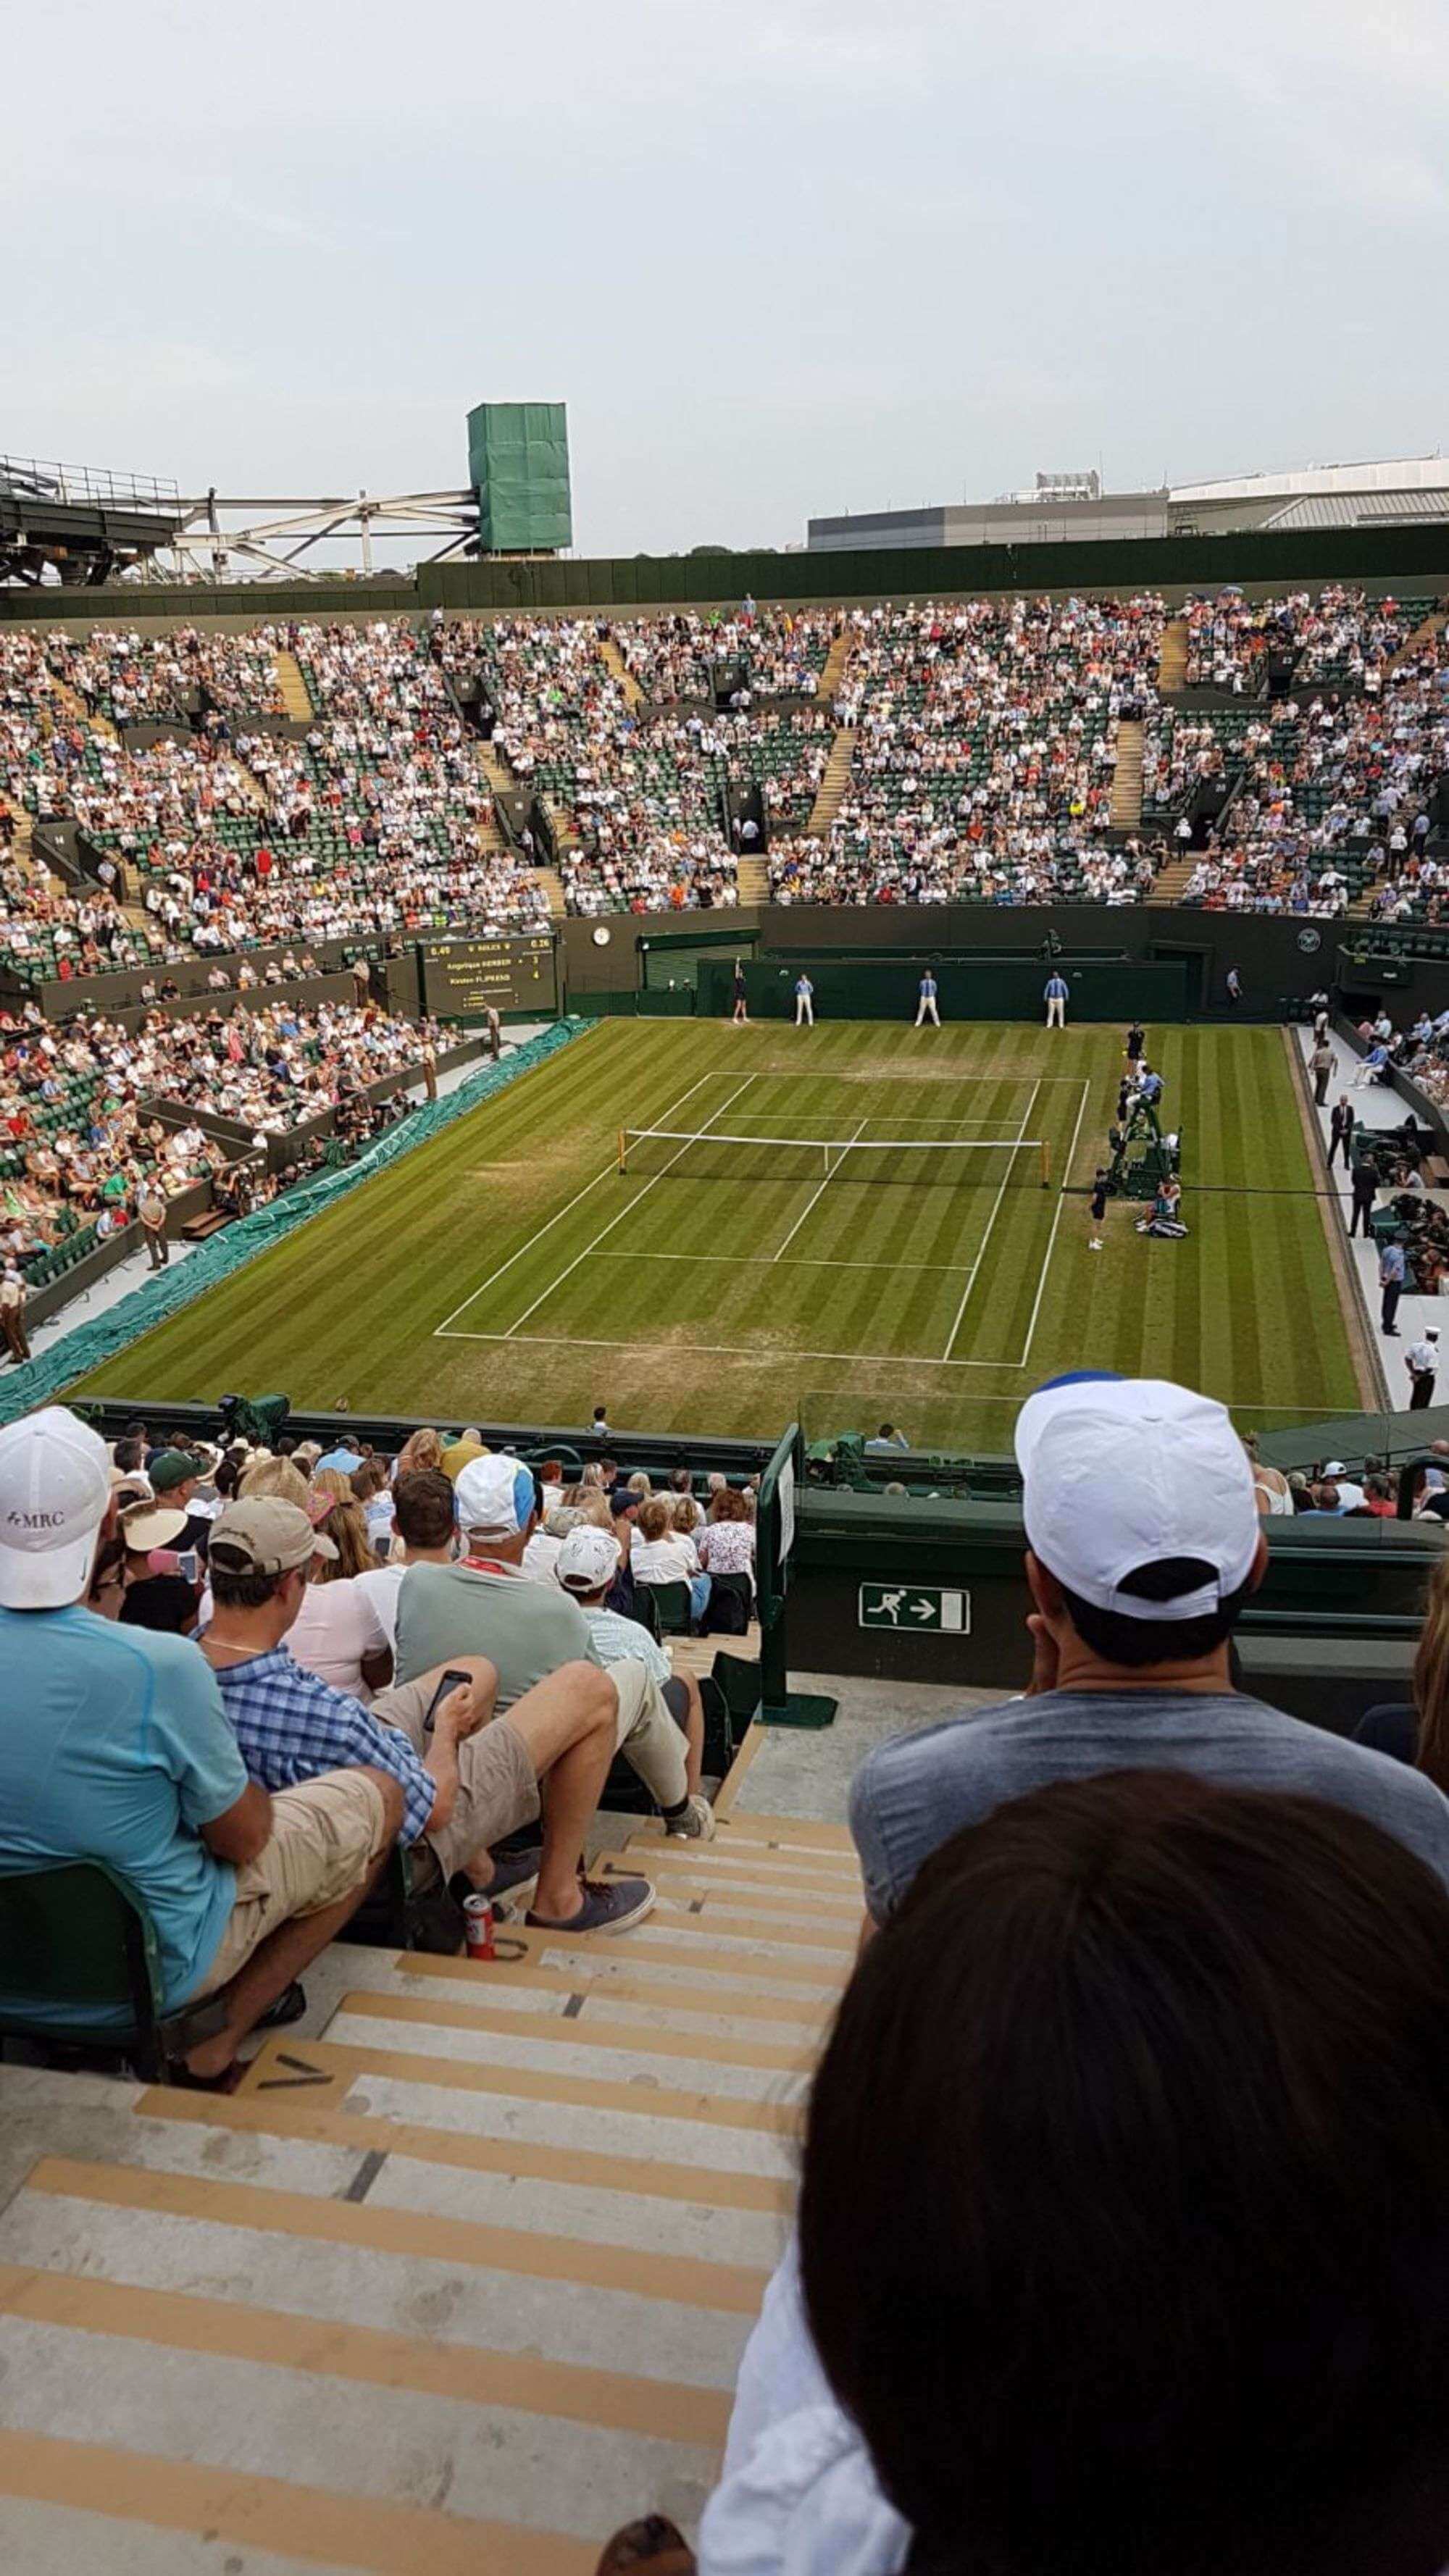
[454,1452,536,1540]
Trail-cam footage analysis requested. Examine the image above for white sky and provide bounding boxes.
[8,0,1449,556]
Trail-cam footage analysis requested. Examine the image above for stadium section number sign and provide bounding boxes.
[859,1583,969,1634]
[425,933,558,1017]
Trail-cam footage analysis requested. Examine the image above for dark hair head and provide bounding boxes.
[392,1469,456,1552]
[112,1437,146,1473]
[1056,1557,1251,1668]
[207,1552,287,1612]
[801,1771,1449,2576]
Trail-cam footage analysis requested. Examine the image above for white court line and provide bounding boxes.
[433,1064,718,1335]
[498,1074,759,1339]
[940,1079,1042,1363]
[585,1249,968,1273]
[768,1121,868,1262]
[1016,1077,1093,1373]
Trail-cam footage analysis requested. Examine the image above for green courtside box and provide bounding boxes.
[467,403,572,553]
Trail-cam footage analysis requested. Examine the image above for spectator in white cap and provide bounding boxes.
[394,1452,713,1930]
[848,1372,1449,1928]
[554,1523,708,1805]
[0,1408,406,2083]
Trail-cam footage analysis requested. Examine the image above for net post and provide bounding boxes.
[617,1129,627,1176]
[1040,1138,1051,1189]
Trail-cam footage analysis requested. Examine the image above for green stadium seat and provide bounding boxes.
[0,1860,227,2082]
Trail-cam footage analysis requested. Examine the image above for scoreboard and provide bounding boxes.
[421,932,559,1019]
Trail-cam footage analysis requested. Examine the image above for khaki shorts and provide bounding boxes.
[198,1769,388,1995]
[372,1679,540,1882]
[608,1657,688,1810]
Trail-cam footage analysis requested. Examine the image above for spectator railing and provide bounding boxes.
[0,454,180,513]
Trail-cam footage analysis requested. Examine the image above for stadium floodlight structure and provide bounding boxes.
[150,487,485,582]
[617,1128,1052,1187]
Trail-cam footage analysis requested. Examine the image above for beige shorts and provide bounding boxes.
[371,1680,540,1882]
[198,1769,389,1994]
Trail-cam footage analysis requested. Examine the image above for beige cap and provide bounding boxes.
[120,1502,189,1554]
[209,1497,338,1576]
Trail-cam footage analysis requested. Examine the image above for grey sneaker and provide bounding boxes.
[527,1874,656,1934]
[664,1794,717,1841]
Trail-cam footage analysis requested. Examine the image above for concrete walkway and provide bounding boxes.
[1295,1026,1448,1415]
[0,1672,966,2569]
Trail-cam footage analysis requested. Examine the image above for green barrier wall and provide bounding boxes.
[0,1021,585,1426]
[707,955,1190,1022]
[6,520,1448,625]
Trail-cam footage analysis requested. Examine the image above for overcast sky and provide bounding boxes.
[9,0,1449,558]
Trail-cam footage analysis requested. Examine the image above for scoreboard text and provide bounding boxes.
[422,933,559,1019]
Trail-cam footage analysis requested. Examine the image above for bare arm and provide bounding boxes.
[201,1779,273,1865]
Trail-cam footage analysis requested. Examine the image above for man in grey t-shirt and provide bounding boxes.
[851,1373,1449,1923]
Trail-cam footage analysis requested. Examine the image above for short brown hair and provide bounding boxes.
[393,1469,456,1552]
[637,1495,672,1542]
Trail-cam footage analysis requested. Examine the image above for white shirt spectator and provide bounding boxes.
[285,1576,391,1701]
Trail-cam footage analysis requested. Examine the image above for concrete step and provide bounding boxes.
[528,863,567,918]
[272,649,313,724]
[1108,716,1144,830]
[803,725,856,838]
[1158,616,1188,694]
[818,628,854,703]
[598,632,643,710]
[736,855,769,903]
[1147,855,1198,906]
[0,1770,856,2567]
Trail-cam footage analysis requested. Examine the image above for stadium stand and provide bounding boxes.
[3,590,1445,934]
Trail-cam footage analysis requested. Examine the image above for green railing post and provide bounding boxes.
[756,1422,837,1729]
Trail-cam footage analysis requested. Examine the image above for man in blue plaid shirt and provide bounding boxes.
[201,1498,654,1933]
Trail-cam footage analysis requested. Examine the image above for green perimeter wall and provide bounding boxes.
[4,519,1448,626]
[702,954,1190,1021]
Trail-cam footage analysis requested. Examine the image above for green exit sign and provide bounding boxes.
[859,1583,969,1634]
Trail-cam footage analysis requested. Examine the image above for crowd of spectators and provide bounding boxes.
[0,995,437,1280]
[3,593,1445,955]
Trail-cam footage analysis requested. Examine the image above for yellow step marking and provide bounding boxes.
[234,2033,802,2138]
[27,2157,769,2314]
[335,1988,817,2074]
[0,2428,596,2576]
[394,1949,832,2031]
[137,2087,796,2215]
[597,1862,859,1923]
[590,1844,856,1906]
[0,2263,731,2447]
[496,1924,847,1989]
[634,1812,855,1856]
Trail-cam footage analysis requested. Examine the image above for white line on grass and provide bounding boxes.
[498,1074,759,1339]
[940,1079,1042,1363]
[768,1121,868,1262]
[433,1065,719,1336]
[585,1249,969,1272]
[1016,1077,1092,1373]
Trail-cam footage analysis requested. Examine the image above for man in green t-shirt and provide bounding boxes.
[395,1455,713,1845]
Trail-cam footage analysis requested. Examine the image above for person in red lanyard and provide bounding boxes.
[394,1455,711,1933]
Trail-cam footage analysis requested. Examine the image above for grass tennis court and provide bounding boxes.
[70,1017,1370,1450]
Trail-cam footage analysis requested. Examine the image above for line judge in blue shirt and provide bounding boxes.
[914,970,940,1029]
[0,1408,404,2084]
[1044,971,1070,1029]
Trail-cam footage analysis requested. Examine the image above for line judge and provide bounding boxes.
[1044,969,1069,1029]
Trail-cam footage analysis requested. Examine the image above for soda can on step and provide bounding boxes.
[462,1894,496,1961]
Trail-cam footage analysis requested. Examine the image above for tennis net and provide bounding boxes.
[617,1129,1051,1187]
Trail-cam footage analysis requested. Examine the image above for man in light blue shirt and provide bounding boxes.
[0,1410,400,2081]
[1044,971,1069,1028]
[914,971,940,1028]
[794,974,815,1028]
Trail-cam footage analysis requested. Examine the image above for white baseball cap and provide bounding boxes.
[454,1452,536,1539]
[555,1526,621,1592]
[0,1406,113,1609]
[1014,1375,1259,1623]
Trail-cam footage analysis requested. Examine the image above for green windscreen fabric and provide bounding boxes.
[467,403,572,552]
[0,1021,584,1426]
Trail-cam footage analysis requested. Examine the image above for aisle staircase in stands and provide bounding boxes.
[803,726,856,840]
[1148,851,1198,906]
[1157,616,1188,693]
[1108,719,1144,831]
[817,627,854,706]
[598,632,643,710]
[1387,603,1448,672]
[0,1739,856,2574]
[737,856,770,903]
[48,673,117,744]
[530,864,567,919]
[272,649,314,724]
